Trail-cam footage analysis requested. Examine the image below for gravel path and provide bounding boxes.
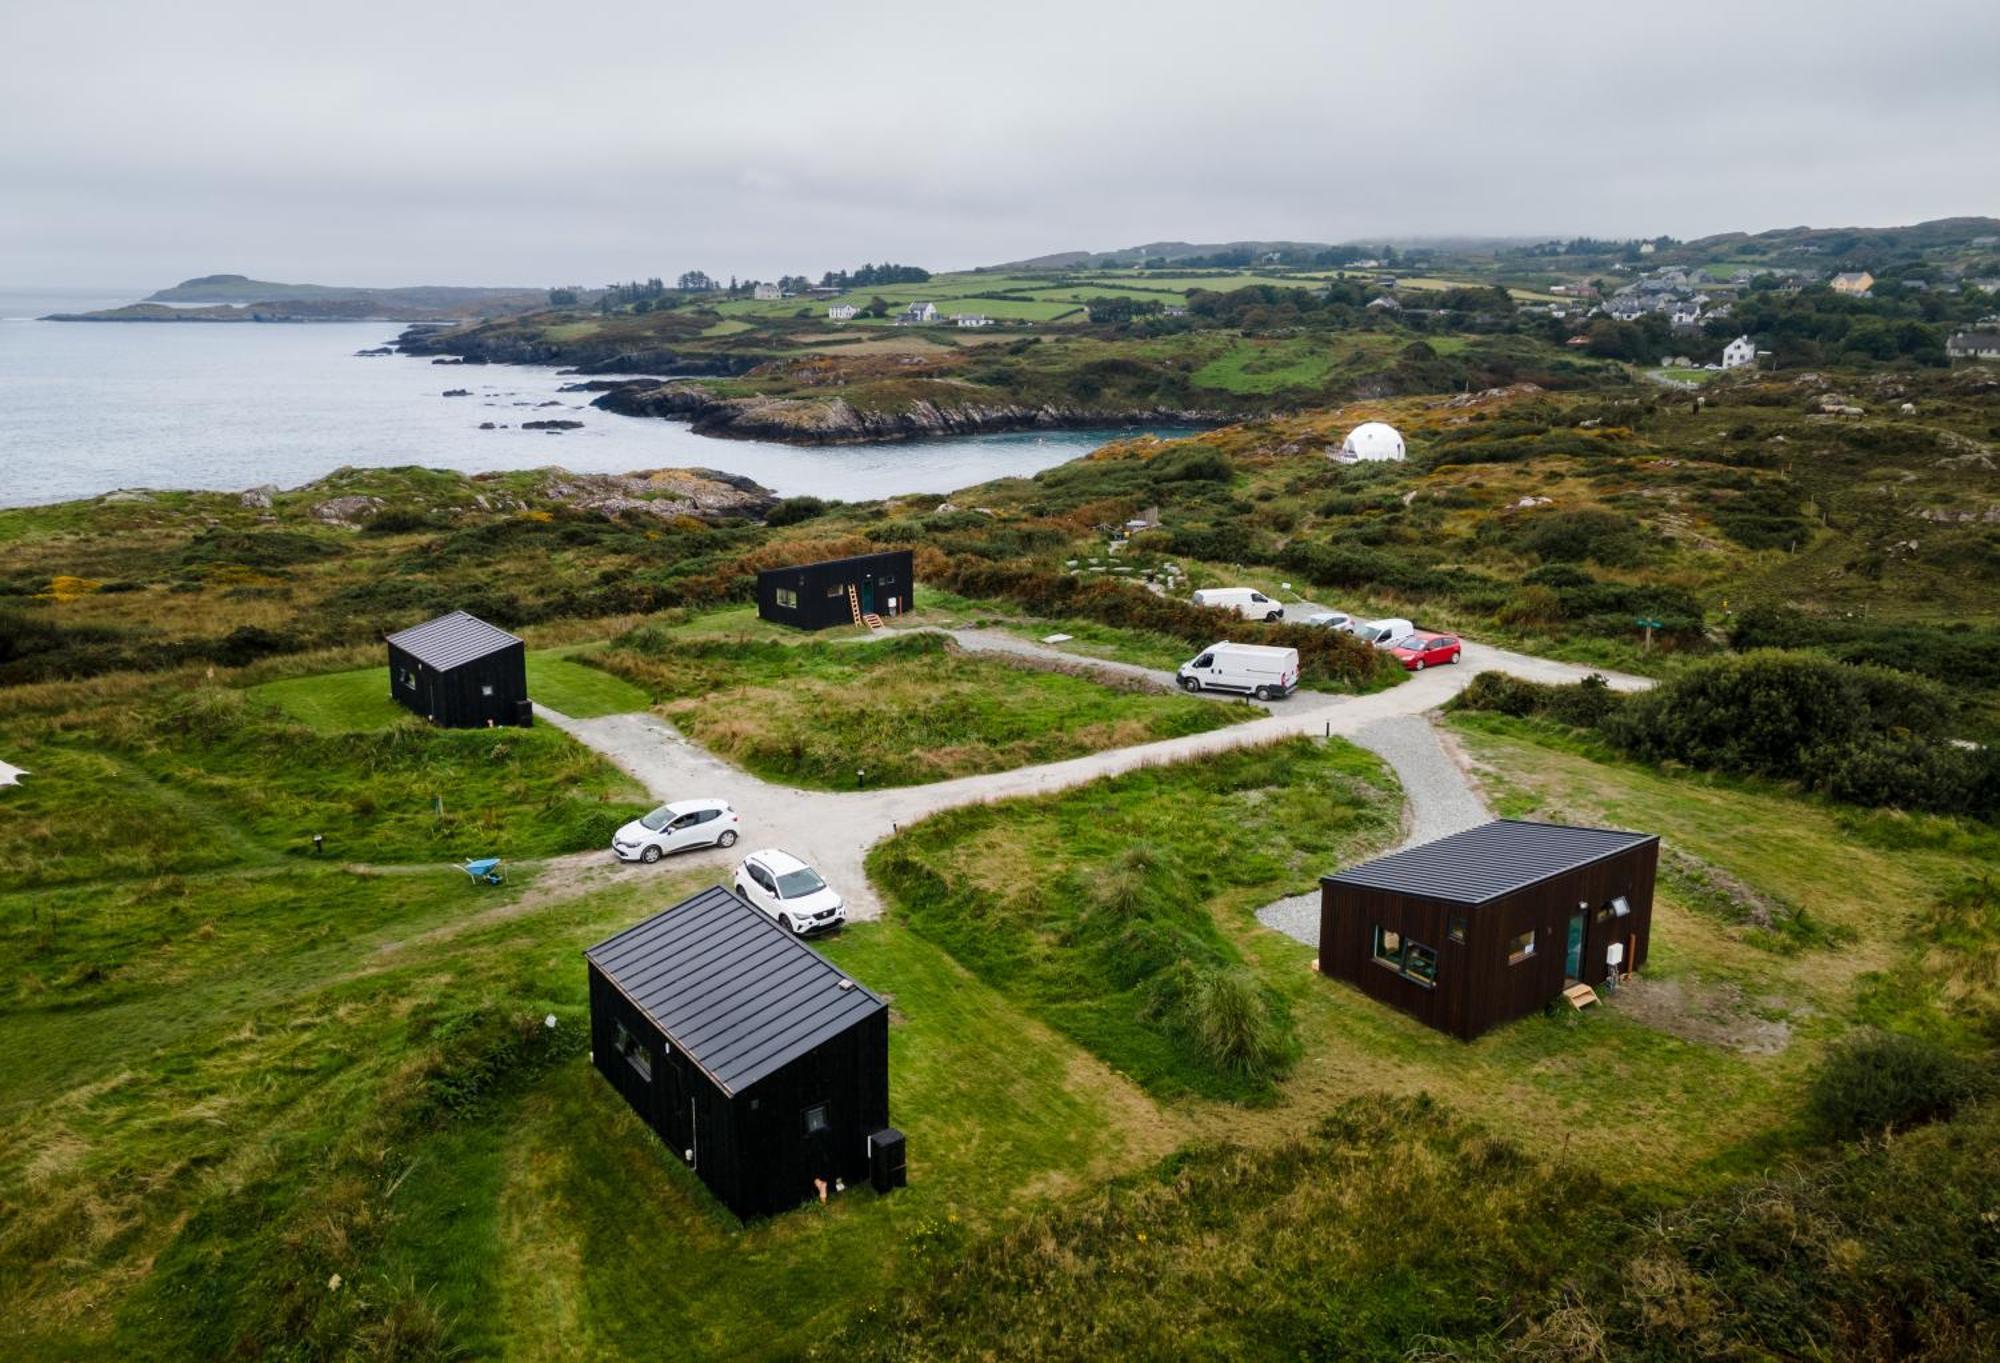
[540,628,1653,924]
[1254,714,1495,948]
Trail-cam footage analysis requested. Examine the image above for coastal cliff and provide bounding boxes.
[395,323,761,377]
[591,380,1219,443]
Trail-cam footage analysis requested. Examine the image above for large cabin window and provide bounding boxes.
[614,1020,652,1081]
[1506,929,1537,964]
[774,587,798,610]
[1371,925,1437,987]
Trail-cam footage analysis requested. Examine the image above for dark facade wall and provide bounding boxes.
[1318,840,1658,1040]
[386,640,530,728]
[588,965,892,1220]
[756,550,915,631]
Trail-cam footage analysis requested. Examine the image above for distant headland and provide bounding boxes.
[43,274,548,323]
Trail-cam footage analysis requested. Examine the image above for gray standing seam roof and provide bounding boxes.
[585,886,886,1096]
[383,610,522,671]
[1323,819,1657,905]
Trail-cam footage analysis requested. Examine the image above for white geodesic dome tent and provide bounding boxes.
[1338,421,1406,462]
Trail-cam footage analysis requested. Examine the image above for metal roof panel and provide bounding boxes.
[384,610,522,671]
[1323,819,1657,905]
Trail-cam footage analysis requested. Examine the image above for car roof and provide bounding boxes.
[659,797,728,813]
[746,848,809,874]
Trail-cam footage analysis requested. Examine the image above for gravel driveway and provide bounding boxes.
[541,628,1652,923]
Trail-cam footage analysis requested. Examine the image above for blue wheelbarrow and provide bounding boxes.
[459,857,506,886]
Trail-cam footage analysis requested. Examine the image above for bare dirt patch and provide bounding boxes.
[1607,975,1796,1055]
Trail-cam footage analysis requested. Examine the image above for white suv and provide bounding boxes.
[733,849,847,935]
[611,799,739,863]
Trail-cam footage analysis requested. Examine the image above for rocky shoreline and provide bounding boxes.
[395,324,759,378]
[588,379,1219,445]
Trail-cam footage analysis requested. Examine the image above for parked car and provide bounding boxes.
[1300,610,1353,631]
[1352,616,1416,648]
[1389,632,1463,670]
[612,798,740,863]
[1191,587,1284,622]
[1176,642,1300,699]
[733,849,847,935]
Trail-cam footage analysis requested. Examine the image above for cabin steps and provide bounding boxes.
[863,613,886,630]
[1561,983,1601,1011]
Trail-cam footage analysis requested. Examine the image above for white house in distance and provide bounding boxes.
[1946,331,2000,361]
[1722,335,1757,370]
[827,304,858,321]
[1336,421,1407,462]
[898,301,938,325]
[954,313,991,328]
[752,282,782,301]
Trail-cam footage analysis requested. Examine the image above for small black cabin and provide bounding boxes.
[756,549,914,630]
[586,885,899,1220]
[384,610,531,729]
[1318,819,1659,1040]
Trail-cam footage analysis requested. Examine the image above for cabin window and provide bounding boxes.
[399,668,416,690]
[614,1020,652,1082]
[774,587,798,610]
[1371,926,1403,967]
[1372,926,1437,987]
[1506,929,1537,964]
[826,583,846,599]
[803,1102,830,1135]
[1447,912,1467,944]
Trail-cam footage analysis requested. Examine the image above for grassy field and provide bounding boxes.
[250,652,650,729]
[593,628,1254,789]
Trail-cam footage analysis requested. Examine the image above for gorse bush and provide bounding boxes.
[1453,652,1997,819]
[1806,1031,1983,1142]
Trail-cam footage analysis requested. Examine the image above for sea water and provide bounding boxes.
[0,288,1185,508]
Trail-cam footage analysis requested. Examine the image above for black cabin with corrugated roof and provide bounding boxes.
[586,885,897,1219]
[384,610,531,728]
[756,549,913,630]
[1318,819,1659,1040]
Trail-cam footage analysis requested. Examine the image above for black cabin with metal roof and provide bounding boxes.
[585,885,896,1219]
[1317,819,1659,1040]
[384,610,531,728]
[756,549,913,630]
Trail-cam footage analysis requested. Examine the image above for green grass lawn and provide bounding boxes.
[1190,337,1342,394]
[594,628,1254,789]
[870,736,1401,1100]
[248,652,649,729]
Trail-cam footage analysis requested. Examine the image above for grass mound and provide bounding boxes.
[868,736,1396,1101]
[597,628,1253,789]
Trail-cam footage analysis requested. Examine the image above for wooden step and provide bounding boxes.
[863,613,885,630]
[1561,983,1601,1011]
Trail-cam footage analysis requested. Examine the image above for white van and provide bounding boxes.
[1191,587,1284,622]
[1352,617,1415,648]
[1177,642,1300,700]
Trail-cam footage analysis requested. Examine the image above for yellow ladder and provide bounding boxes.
[846,583,864,626]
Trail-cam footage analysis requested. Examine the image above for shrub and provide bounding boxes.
[1806,1031,1980,1142]
[765,495,829,527]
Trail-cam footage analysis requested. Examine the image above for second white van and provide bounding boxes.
[1352,616,1416,648]
[1176,642,1300,700]
[1191,587,1284,622]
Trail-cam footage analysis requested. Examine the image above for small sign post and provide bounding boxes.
[1634,616,1664,652]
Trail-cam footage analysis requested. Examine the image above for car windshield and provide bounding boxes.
[776,867,827,898]
[1394,635,1425,649]
[639,805,680,831]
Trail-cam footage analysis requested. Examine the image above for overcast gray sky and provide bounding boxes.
[5,0,1997,288]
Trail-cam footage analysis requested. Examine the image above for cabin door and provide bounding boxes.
[859,578,876,613]
[1564,910,1586,981]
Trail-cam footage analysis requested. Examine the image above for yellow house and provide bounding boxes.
[1830,271,1874,296]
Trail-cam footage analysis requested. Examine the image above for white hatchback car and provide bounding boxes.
[611,799,740,863]
[733,849,847,935]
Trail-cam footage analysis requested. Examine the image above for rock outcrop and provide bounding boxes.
[590,381,1219,445]
[533,468,777,521]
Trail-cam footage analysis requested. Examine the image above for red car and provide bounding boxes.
[1390,631,1462,670]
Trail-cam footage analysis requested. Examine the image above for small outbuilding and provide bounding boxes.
[586,885,899,1220]
[384,610,532,729]
[756,549,914,630]
[1317,819,1659,1040]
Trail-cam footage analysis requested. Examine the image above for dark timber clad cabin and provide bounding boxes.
[586,885,896,1220]
[756,549,914,630]
[1318,819,1660,1040]
[384,610,531,728]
